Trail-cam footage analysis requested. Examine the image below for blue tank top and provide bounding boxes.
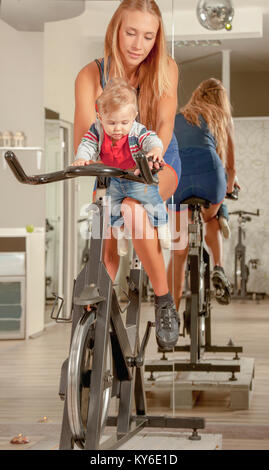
[95,58,109,89]
[174,113,216,150]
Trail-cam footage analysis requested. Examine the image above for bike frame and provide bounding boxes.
[5,151,205,450]
[229,210,263,300]
[146,198,243,381]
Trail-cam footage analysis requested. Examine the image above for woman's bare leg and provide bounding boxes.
[102,166,178,294]
[121,198,169,295]
[167,248,188,311]
[202,203,222,266]
[118,166,179,296]
[103,226,120,282]
[202,202,231,304]
[167,202,223,310]
[158,165,179,201]
[121,194,181,349]
[167,209,189,310]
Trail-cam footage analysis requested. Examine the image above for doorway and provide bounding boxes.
[44,115,75,325]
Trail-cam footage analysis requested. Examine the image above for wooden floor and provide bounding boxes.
[0,298,269,450]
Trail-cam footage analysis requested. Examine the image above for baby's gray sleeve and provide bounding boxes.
[140,131,163,154]
[75,138,99,161]
[75,126,99,161]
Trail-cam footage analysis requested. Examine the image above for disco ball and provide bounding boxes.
[197,0,234,31]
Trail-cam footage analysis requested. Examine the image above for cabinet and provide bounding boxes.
[0,229,45,339]
[0,247,26,339]
[0,276,26,339]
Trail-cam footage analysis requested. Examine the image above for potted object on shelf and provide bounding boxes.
[14,131,26,147]
[2,131,13,147]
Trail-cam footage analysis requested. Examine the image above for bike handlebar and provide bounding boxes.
[225,186,239,200]
[4,151,159,186]
[229,209,260,217]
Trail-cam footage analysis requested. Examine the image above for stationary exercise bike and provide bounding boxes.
[229,209,265,300]
[5,151,205,450]
[146,193,242,381]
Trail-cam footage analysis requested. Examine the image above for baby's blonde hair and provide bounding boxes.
[96,77,138,116]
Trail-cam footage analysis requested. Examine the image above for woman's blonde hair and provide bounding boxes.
[96,77,138,116]
[104,0,171,130]
[180,78,232,162]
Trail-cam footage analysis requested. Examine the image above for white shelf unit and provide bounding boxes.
[0,147,43,151]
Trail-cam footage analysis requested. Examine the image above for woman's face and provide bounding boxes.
[118,10,159,68]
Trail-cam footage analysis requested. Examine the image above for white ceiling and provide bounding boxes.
[171,0,269,11]
[1,0,269,72]
[171,0,269,72]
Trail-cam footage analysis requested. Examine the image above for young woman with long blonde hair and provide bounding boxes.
[167,78,236,309]
[73,0,181,350]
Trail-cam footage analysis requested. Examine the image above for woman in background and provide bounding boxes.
[168,78,236,309]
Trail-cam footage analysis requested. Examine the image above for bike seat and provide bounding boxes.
[181,197,211,209]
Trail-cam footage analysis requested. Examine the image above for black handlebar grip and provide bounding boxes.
[226,186,239,200]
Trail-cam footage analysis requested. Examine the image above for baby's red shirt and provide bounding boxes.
[100,129,135,170]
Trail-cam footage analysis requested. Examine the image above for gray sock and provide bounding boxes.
[154,292,174,306]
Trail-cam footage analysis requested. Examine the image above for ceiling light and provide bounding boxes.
[197,0,234,31]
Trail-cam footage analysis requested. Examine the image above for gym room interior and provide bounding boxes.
[0,0,269,452]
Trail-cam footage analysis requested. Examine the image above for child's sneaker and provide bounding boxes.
[157,223,171,250]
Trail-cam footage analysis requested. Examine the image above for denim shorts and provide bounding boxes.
[93,133,181,213]
[106,177,168,227]
[163,133,181,188]
[167,147,226,211]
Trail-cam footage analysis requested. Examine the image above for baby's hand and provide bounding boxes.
[146,147,165,171]
[134,147,164,176]
[71,159,91,166]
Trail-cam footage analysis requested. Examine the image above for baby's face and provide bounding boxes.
[99,104,137,141]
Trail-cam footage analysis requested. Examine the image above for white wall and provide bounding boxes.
[44,1,119,125]
[231,71,269,117]
[223,117,269,294]
[0,19,45,228]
